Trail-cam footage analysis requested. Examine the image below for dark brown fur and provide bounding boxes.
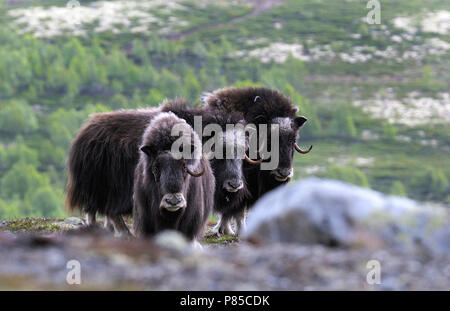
[66,98,249,230]
[65,107,160,217]
[163,100,251,225]
[202,87,307,206]
[202,87,297,123]
[132,112,214,240]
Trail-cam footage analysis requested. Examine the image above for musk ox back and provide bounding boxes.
[133,112,214,241]
[65,107,161,234]
[202,87,312,206]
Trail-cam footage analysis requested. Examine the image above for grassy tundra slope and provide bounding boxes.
[0,0,448,220]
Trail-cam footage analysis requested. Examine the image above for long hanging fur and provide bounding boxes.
[65,107,161,217]
[162,100,251,223]
[132,112,214,240]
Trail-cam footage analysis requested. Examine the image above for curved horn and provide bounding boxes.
[294,143,313,154]
[185,163,206,177]
[244,154,263,165]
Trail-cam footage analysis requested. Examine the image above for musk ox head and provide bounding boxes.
[269,115,310,182]
[208,124,247,194]
[139,112,204,212]
[201,87,312,182]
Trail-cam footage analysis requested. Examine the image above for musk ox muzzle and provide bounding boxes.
[223,179,244,193]
[271,168,293,182]
[160,193,186,212]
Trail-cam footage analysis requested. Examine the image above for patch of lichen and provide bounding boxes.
[202,234,240,245]
[0,218,62,234]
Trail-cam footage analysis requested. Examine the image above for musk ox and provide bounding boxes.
[162,101,252,235]
[66,98,254,236]
[132,112,214,242]
[202,87,312,207]
[65,106,160,235]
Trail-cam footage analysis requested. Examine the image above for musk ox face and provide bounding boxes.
[211,158,244,193]
[268,116,308,182]
[140,148,205,212]
[142,150,188,212]
[139,112,205,213]
[209,127,247,194]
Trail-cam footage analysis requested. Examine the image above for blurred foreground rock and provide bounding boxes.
[245,178,450,257]
[0,178,449,290]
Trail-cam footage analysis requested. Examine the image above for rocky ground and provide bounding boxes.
[0,178,449,290]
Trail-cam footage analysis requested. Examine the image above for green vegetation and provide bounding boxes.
[0,217,61,234]
[202,234,240,245]
[0,0,448,219]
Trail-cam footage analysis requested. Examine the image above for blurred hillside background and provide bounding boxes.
[0,0,448,219]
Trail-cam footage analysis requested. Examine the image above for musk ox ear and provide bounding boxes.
[294,116,308,129]
[140,146,153,156]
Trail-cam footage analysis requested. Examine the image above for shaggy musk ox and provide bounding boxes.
[66,98,253,236]
[65,106,160,235]
[160,101,252,235]
[202,87,312,207]
[133,112,214,241]
[203,114,251,235]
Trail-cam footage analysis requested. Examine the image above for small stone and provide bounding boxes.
[64,217,84,226]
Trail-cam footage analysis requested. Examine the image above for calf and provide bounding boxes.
[132,112,214,242]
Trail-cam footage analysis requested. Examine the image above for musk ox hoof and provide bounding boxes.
[212,221,235,236]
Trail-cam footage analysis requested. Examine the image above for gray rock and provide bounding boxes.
[244,177,450,255]
[64,217,84,226]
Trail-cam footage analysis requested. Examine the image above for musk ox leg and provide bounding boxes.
[109,215,131,238]
[103,216,115,232]
[235,209,247,235]
[213,214,235,236]
[85,212,97,226]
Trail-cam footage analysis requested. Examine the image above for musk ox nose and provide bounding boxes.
[223,179,243,193]
[166,196,181,206]
[160,193,186,211]
[273,168,293,181]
